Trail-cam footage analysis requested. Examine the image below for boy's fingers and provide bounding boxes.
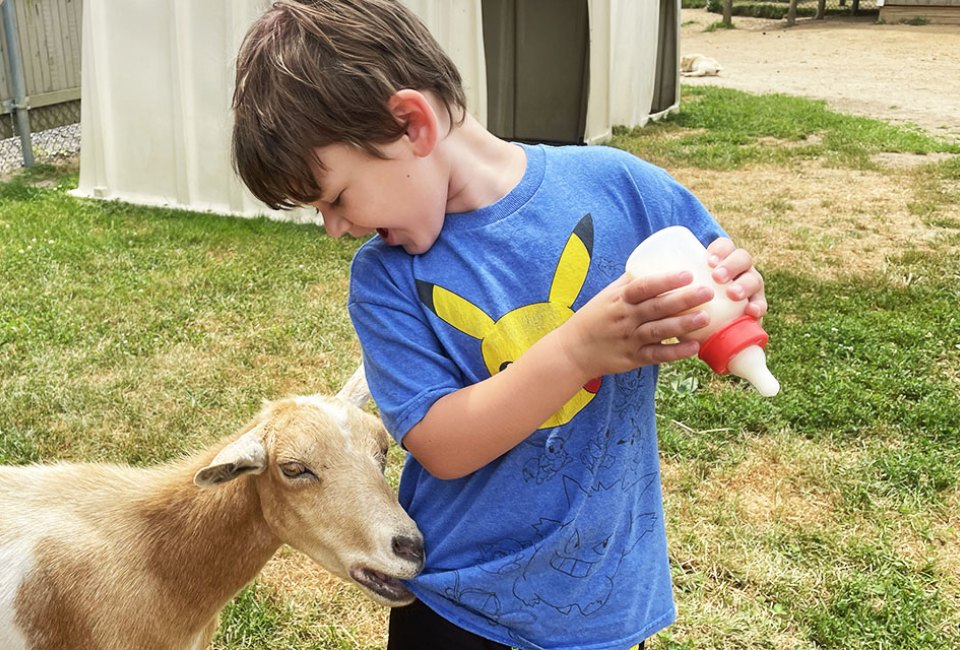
[706,237,734,265]
[711,249,754,283]
[637,339,700,366]
[744,295,769,319]
[620,274,713,331]
[741,268,762,289]
[636,310,709,346]
[622,271,693,304]
[643,286,713,324]
[726,269,763,301]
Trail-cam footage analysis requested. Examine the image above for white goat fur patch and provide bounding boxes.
[294,396,353,448]
[0,538,33,650]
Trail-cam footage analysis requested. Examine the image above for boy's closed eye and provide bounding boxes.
[317,191,342,209]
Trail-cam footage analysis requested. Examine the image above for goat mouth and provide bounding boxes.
[349,566,413,604]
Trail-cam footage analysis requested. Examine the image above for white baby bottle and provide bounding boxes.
[625,226,780,397]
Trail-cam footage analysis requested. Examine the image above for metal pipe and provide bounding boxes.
[1,0,34,167]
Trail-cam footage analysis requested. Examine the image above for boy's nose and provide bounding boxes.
[322,211,349,238]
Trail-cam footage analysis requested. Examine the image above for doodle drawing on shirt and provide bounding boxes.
[512,473,659,617]
[513,518,615,616]
[522,430,573,484]
[417,214,600,428]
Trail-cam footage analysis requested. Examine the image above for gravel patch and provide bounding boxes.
[0,122,81,176]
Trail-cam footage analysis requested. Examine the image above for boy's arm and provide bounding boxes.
[403,271,714,479]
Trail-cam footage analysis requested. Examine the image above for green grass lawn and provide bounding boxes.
[2,87,958,649]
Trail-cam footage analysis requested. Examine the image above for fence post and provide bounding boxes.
[1,0,35,167]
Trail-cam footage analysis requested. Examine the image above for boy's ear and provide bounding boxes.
[387,89,439,157]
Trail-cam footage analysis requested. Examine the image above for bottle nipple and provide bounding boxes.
[727,345,780,397]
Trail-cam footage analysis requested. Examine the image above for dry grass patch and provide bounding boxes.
[662,430,849,571]
[661,429,960,649]
[935,488,960,606]
[871,151,955,170]
[661,432,845,644]
[756,133,825,149]
[258,547,390,646]
[670,161,946,278]
[700,434,842,528]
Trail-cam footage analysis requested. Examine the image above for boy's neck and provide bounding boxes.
[441,112,527,215]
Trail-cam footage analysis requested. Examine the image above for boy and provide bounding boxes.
[231,2,767,649]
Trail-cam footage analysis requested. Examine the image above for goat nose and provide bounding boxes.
[392,534,425,565]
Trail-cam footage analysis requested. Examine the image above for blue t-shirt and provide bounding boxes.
[348,144,725,650]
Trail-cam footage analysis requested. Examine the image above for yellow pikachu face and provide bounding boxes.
[418,215,601,429]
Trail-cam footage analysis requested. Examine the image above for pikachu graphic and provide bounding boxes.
[417,214,601,429]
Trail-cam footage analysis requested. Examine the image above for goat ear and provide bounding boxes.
[194,431,267,488]
[336,362,371,408]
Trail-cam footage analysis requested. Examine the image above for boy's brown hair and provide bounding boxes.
[232,0,467,210]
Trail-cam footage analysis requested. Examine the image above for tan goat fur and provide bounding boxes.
[0,367,423,650]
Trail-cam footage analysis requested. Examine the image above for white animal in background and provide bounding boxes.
[0,365,423,650]
[680,53,723,77]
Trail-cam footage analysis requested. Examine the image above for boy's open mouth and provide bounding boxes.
[377,228,389,240]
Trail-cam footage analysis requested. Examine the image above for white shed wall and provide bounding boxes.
[73,0,676,220]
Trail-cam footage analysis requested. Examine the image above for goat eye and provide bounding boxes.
[280,462,314,480]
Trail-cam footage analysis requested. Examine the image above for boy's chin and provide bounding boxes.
[377,229,436,255]
[404,236,440,255]
[376,228,401,248]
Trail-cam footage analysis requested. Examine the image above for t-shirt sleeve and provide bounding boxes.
[347,246,461,445]
[620,153,728,246]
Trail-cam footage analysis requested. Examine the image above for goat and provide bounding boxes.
[0,366,424,650]
[680,53,723,77]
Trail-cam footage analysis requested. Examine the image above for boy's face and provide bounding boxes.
[308,139,449,255]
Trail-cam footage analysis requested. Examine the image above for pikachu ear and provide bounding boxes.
[418,280,495,341]
[549,214,594,307]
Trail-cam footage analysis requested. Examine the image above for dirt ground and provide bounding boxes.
[665,9,960,282]
[679,8,960,143]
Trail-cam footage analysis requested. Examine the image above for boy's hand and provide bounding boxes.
[408,272,711,479]
[555,271,714,382]
[706,237,768,320]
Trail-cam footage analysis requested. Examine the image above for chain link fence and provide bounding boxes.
[0,99,80,139]
[0,102,82,176]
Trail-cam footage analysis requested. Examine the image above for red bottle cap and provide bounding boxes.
[698,315,769,375]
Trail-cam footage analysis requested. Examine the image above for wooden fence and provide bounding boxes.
[880,0,960,24]
[0,0,82,139]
